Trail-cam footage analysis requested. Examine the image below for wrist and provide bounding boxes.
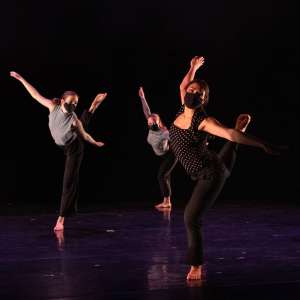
[190,66,198,72]
[261,143,267,151]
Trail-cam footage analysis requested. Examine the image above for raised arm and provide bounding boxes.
[179,56,205,104]
[89,92,108,114]
[199,117,282,155]
[73,116,104,148]
[138,87,152,119]
[10,71,55,111]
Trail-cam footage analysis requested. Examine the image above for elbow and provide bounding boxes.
[32,93,39,100]
[227,129,237,142]
[33,93,43,101]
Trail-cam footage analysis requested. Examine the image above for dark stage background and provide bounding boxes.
[2,0,299,214]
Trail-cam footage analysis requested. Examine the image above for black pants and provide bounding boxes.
[184,142,238,265]
[59,110,92,217]
[157,151,177,198]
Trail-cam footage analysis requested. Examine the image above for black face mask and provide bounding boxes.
[64,103,76,113]
[184,92,203,109]
[149,123,160,131]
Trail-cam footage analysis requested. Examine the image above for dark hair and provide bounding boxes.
[187,79,209,106]
[52,90,79,105]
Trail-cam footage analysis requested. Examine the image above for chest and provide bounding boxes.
[173,114,193,130]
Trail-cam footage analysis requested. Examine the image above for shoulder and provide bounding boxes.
[198,116,222,131]
[193,109,207,124]
[49,104,59,113]
[196,114,210,130]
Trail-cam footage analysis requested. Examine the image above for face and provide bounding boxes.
[61,95,79,113]
[186,83,205,100]
[63,95,79,107]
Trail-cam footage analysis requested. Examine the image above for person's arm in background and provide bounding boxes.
[138,86,152,119]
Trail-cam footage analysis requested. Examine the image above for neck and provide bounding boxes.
[183,106,195,118]
[60,103,68,114]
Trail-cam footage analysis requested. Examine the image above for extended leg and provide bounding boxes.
[218,114,251,175]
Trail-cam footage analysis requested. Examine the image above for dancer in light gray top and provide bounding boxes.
[10,71,107,231]
[138,87,177,209]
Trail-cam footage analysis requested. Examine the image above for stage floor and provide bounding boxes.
[1,203,300,299]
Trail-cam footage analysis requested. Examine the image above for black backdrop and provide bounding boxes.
[2,0,299,214]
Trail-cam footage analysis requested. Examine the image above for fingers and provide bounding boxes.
[266,143,288,155]
[266,146,280,155]
[10,71,23,81]
[96,93,108,100]
[10,71,18,78]
[191,56,205,67]
[98,142,105,147]
[138,86,145,97]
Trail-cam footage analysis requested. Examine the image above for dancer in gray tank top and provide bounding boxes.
[10,71,107,231]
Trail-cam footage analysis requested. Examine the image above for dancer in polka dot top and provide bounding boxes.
[169,56,285,281]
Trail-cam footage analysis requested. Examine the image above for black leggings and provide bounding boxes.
[184,142,238,265]
[157,151,177,198]
[59,110,92,217]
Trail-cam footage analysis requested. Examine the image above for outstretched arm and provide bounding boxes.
[179,56,205,104]
[199,117,282,155]
[138,87,152,119]
[10,71,55,111]
[73,116,104,148]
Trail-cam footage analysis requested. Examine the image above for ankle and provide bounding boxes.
[163,197,171,204]
[191,265,201,271]
[57,216,65,224]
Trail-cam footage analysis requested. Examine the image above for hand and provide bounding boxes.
[190,56,205,70]
[263,143,288,155]
[95,141,105,148]
[95,93,107,102]
[138,87,145,99]
[10,71,23,81]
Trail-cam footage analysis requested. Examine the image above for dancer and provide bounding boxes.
[10,71,107,231]
[138,87,177,208]
[169,56,283,280]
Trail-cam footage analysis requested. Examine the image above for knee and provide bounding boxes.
[184,212,202,229]
[157,172,168,182]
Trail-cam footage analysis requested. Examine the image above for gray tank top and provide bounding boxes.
[147,129,170,156]
[48,105,78,146]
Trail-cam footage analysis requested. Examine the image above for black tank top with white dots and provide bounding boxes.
[169,105,224,180]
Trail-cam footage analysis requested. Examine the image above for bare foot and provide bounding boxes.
[54,230,65,250]
[235,114,251,132]
[54,222,64,231]
[54,216,65,231]
[155,202,172,209]
[187,266,202,281]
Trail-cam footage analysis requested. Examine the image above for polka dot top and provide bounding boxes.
[170,105,223,179]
